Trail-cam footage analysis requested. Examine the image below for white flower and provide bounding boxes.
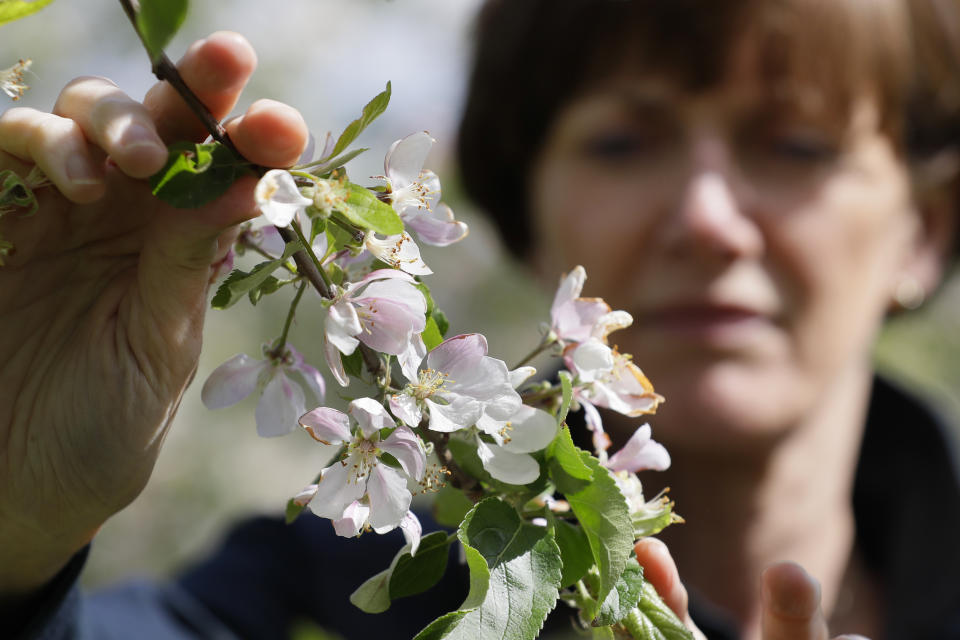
[550,266,615,346]
[323,269,427,386]
[605,424,670,473]
[254,169,312,227]
[1,59,31,101]
[475,405,558,485]
[299,398,426,543]
[389,333,521,433]
[201,344,325,437]
[365,231,432,275]
[383,132,468,246]
[573,348,663,417]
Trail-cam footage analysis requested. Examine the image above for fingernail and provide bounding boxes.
[762,563,820,619]
[66,154,102,185]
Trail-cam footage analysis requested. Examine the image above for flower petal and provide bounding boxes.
[402,202,468,247]
[255,370,305,437]
[255,170,311,227]
[399,511,422,556]
[426,396,483,433]
[509,366,537,389]
[477,438,541,485]
[501,406,558,454]
[326,300,362,355]
[380,425,426,480]
[299,406,351,444]
[324,337,350,388]
[398,335,427,383]
[310,458,366,520]
[292,484,319,508]
[366,464,412,531]
[385,131,435,189]
[332,500,371,538]
[389,393,422,427]
[606,424,671,472]
[349,397,397,438]
[571,338,614,382]
[365,232,432,276]
[201,354,267,410]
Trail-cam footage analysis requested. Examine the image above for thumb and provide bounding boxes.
[761,562,830,640]
[134,174,258,352]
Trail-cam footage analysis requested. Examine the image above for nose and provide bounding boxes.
[662,152,764,262]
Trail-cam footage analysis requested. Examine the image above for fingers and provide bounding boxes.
[53,76,168,179]
[634,538,706,639]
[761,562,829,640]
[143,31,257,144]
[224,99,308,168]
[0,107,106,203]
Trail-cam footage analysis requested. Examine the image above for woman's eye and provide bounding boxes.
[581,132,657,161]
[763,134,838,164]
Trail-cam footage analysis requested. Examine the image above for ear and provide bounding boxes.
[901,152,959,297]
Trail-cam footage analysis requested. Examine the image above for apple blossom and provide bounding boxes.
[322,269,427,386]
[475,404,558,485]
[201,344,325,437]
[574,348,664,417]
[389,333,521,433]
[550,265,615,346]
[1,58,31,101]
[254,169,312,227]
[299,398,426,544]
[364,231,432,275]
[382,132,467,246]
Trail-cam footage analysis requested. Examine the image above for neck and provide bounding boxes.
[643,363,873,638]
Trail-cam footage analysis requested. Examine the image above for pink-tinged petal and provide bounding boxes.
[245,225,286,257]
[298,131,317,165]
[501,406,558,454]
[571,339,614,382]
[311,459,366,520]
[365,232,432,275]
[355,298,425,356]
[403,202,468,247]
[580,400,611,457]
[292,484,319,507]
[398,335,427,383]
[428,334,488,373]
[292,360,326,403]
[509,366,537,389]
[366,464,412,531]
[255,169,311,227]
[201,354,267,410]
[255,371,305,437]
[349,397,396,438]
[606,424,671,472]
[550,266,586,326]
[299,406,351,445]
[385,131,434,188]
[389,393,422,427]
[324,338,350,388]
[399,511,422,556]
[332,500,371,538]
[209,248,234,284]
[326,300,362,355]
[591,310,633,341]
[380,425,426,480]
[348,268,416,290]
[425,396,483,433]
[354,278,427,318]
[477,438,541,485]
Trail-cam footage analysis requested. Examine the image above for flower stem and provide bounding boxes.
[290,220,333,292]
[275,281,307,352]
[511,336,556,369]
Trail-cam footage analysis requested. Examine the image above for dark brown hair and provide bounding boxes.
[457,0,960,258]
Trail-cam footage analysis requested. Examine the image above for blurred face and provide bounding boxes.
[530,56,924,451]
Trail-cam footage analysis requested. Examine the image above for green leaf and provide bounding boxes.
[329,82,391,159]
[332,181,403,235]
[340,349,364,379]
[591,627,616,640]
[595,560,644,626]
[306,147,369,176]
[136,0,188,62]
[150,141,248,208]
[414,498,562,640]
[626,581,694,640]
[547,425,594,495]
[284,498,306,524]
[0,0,54,25]
[566,452,633,622]
[433,485,474,529]
[351,531,453,613]
[211,241,301,309]
[433,309,450,338]
[389,532,454,600]
[553,519,592,588]
[422,315,444,351]
[558,371,574,425]
[248,275,282,306]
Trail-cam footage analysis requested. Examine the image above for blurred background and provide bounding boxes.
[3,0,959,612]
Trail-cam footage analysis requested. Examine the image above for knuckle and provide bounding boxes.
[53,75,121,115]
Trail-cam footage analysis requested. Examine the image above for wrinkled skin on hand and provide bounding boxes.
[0,31,308,597]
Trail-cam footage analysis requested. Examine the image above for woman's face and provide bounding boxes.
[530,62,928,450]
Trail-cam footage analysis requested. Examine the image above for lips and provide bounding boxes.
[635,301,777,342]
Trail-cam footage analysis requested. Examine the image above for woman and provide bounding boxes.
[1,2,958,640]
[458,0,960,637]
